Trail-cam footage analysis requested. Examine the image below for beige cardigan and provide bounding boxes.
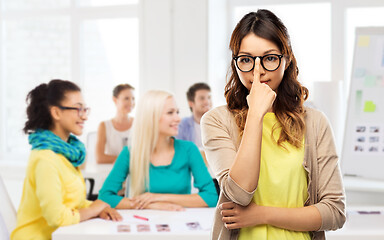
[201,106,346,240]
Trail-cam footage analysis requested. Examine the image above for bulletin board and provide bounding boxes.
[341,27,384,180]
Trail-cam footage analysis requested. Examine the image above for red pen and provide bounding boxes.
[133,215,149,221]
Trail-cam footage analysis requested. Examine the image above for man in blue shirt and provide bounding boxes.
[176,82,212,148]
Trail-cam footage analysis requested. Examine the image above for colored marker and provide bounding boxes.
[134,215,149,221]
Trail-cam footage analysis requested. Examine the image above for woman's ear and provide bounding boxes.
[113,96,118,105]
[284,56,291,70]
[50,106,61,121]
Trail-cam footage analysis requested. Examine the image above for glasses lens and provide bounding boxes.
[79,107,90,117]
[262,54,281,71]
[236,56,254,72]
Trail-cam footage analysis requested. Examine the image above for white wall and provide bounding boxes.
[140,0,209,117]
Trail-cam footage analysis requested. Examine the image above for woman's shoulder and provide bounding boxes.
[202,105,233,123]
[207,105,231,115]
[100,119,112,125]
[29,149,66,169]
[30,149,60,160]
[304,106,328,123]
[173,139,201,163]
[174,138,197,150]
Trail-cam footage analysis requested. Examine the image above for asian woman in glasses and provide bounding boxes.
[201,10,346,240]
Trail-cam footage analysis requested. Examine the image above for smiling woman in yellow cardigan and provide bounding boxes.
[11,80,121,240]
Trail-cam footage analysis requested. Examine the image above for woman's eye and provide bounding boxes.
[265,56,278,62]
[240,57,252,63]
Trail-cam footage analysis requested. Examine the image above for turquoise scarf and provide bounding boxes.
[29,129,86,167]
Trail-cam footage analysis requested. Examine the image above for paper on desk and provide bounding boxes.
[348,210,383,215]
[111,209,213,234]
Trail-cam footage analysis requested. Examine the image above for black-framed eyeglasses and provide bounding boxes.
[58,106,90,117]
[233,54,284,72]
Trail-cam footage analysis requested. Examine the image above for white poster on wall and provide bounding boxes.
[342,27,384,180]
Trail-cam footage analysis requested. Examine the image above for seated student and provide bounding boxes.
[176,82,212,149]
[176,83,219,193]
[96,84,135,164]
[11,79,121,240]
[98,90,218,210]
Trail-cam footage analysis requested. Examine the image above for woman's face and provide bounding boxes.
[55,91,88,137]
[235,33,287,92]
[114,88,135,114]
[159,97,181,137]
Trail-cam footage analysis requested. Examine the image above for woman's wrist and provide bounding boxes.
[260,205,270,225]
[247,108,265,122]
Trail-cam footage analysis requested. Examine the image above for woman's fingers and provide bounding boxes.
[219,201,235,210]
[99,207,122,221]
[251,57,262,88]
[109,209,123,221]
[247,57,276,114]
[225,222,240,230]
[134,194,152,209]
[222,215,235,223]
[220,209,234,217]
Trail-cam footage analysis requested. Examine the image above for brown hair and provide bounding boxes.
[225,10,308,148]
[113,83,134,98]
[186,82,211,111]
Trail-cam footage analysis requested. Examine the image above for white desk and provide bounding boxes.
[52,206,384,240]
[326,206,384,240]
[52,208,215,240]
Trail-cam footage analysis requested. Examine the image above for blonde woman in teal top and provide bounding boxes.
[99,90,218,210]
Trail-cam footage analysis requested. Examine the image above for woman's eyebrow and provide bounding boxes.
[238,49,280,56]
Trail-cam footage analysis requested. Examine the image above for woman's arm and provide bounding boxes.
[188,143,218,207]
[98,147,131,208]
[133,192,207,209]
[229,62,276,192]
[95,122,118,164]
[78,199,109,221]
[310,111,346,230]
[79,200,122,221]
[201,63,276,206]
[115,197,136,209]
[220,202,321,231]
[34,158,105,227]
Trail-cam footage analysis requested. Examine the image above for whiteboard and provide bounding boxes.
[341,27,384,180]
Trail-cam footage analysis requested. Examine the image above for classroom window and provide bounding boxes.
[2,17,71,155]
[81,18,139,132]
[2,0,70,10]
[0,1,139,160]
[77,0,138,7]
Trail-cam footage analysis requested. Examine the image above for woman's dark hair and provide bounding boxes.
[23,79,81,134]
[225,9,308,148]
[113,84,135,98]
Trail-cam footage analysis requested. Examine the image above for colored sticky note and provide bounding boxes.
[364,76,376,87]
[355,90,362,113]
[354,68,366,78]
[358,36,370,47]
[364,101,376,112]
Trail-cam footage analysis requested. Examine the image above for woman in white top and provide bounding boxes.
[96,84,135,164]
